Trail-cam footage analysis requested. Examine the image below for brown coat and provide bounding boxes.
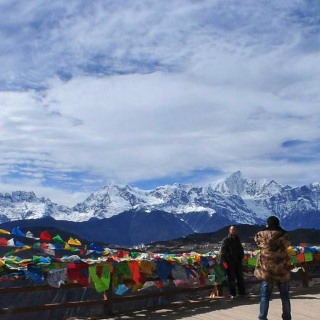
[254,228,291,282]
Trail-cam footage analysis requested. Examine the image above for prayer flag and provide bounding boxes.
[40,231,52,241]
[12,227,25,237]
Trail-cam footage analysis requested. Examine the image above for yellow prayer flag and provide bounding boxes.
[68,237,82,246]
[64,243,71,250]
[15,245,32,253]
[19,259,32,264]
[287,248,296,256]
[0,229,10,234]
[132,283,143,292]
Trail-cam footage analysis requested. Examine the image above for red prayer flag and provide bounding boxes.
[40,230,52,241]
[297,253,305,263]
[0,237,8,245]
[117,250,124,258]
[314,253,320,261]
[41,243,48,249]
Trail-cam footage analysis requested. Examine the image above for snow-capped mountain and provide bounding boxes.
[209,170,288,199]
[69,181,259,225]
[0,191,71,222]
[70,184,151,220]
[1,171,320,231]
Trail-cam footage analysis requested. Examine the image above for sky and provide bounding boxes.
[0,0,320,206]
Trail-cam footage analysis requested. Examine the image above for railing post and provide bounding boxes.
[301,264,309,288]
[217,284,224,297]
[103,273,113,315]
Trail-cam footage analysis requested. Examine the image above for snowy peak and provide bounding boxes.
[150,184,192,203]
[1,173,320,232]
[71,183,151,220]
[210,171,247,196]
[69,180,256,224]
[259,180,284,198]
[209,171,284,199]
[309,182,320,192]
[0,191,69,222]
[0,191,45,203]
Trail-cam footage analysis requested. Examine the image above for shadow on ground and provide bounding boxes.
[67,286,320,320]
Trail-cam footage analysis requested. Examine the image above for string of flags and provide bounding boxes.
[0,227,319,295]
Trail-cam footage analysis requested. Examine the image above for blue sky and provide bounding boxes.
[0,0,320,205]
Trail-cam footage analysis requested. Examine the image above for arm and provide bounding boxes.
[239,238,244,260]
[282,233,291,248]
[221,238,232,261]
[254,232,262,248]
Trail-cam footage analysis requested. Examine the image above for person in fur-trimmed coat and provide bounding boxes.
[254,216,292,320]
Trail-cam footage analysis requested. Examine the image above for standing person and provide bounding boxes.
[254,216,291,320]
[221,225,246,298]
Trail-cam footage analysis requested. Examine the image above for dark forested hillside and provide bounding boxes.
[147,224,320,252]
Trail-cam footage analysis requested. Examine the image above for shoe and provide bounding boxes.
[231,295,237,299]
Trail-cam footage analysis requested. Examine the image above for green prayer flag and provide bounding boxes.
[242,259,248,266]
[213,264,225,284]
[130,251,139,258]
[186,257,193,264]
[33,243,41,249]
[291,255,298,264]
[248,257,257,267]
[213,264,225,277]
[5,250,15,257]
[89,265,111,292]
[208,274,216,283]
[52,234,65,244]
[116,262,132,278]
[304,252,313,262]
[32,255,41,263]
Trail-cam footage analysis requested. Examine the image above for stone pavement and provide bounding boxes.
[69,286,320,320]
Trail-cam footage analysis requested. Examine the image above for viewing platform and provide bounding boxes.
[70,285,320,320]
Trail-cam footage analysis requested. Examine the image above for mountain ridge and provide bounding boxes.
[146,224,320,253]
[1,171,320,233]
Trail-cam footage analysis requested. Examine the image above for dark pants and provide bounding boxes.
[226,260,246,296]
[259,280,291,320]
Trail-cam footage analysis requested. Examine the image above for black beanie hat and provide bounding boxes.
[266,216,280,227]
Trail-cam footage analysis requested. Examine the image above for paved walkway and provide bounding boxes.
[69,286,320,320]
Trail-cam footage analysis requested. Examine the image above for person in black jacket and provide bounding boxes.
[221,225,246,298]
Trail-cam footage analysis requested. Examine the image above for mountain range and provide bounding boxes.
[1,171,320,245]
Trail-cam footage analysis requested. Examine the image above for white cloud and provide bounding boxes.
[0,176,90,206]
[0,1,317,87]
[0,0,319,202]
